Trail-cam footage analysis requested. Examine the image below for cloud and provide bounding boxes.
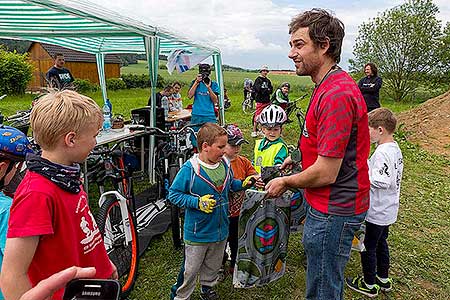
[88,0,450,70]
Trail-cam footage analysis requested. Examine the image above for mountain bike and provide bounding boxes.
[87,142,139,299]
[285,94,308,128]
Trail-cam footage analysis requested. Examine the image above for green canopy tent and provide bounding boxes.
[0,0,226,182]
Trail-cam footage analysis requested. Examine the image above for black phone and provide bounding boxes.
[63,279,121,300]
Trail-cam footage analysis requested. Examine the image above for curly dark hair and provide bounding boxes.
[365,63,378,77]
[289,8,345,63]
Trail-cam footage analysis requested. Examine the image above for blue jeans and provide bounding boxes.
[302,205,366,300]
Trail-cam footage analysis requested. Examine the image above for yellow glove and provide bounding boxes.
[198,194,216,213]
[242,175,257,189]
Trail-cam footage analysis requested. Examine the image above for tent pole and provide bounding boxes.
[144,35,160,184]
[213,53,225,125]
[95,53,108,104]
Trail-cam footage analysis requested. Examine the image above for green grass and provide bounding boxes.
[1,68,449,299]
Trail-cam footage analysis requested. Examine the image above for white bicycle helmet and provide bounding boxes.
[257,105,287,127]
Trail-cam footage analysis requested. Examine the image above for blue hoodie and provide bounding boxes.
[168,155,242,243]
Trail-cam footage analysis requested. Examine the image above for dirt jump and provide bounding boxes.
[397,90,450,157]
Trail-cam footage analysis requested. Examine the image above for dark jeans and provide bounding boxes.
[302,205,366,300]
[361,221,390,284]
[223,216,239,268]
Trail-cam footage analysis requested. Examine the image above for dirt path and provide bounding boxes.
[397,90,450,157]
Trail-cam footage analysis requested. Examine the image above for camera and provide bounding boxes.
[201,73,211,85]
[63,279,121,300]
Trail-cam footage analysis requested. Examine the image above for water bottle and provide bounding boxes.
[162,96,169,119]
[102,103,111,132]
[105,98,113,118]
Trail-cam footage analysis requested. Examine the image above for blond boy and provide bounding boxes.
[0,90,116,300]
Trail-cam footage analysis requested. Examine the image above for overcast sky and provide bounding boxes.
[90,0,450,71]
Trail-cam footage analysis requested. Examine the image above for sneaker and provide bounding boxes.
[200,288,219,300]
[346,275,380,298]
[217,268,226,282]
[251,131,258,138]
[376,276,393,292]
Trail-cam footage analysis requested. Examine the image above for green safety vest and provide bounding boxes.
[253,139,287,174]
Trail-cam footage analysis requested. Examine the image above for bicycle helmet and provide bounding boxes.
[257,105,287,127]
[225,124,248,146]
[281,82,290,89]
[0,125,33,162]
[243,78,253,88]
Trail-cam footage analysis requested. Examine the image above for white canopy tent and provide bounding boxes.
[0,0,226,182]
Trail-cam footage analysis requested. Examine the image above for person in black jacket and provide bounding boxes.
[358,63,382,112]
[45,53,74,90]
[251,65,273,137]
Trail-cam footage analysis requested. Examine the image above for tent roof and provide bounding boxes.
[0,0,220,56]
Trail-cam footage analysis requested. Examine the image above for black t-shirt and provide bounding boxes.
[46,66,74,89]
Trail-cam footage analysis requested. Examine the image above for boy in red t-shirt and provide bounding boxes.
[221,124,261,276]
[0,90,117,300]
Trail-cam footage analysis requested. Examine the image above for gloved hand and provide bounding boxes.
[242,175,257,189]
[198,194,216,213]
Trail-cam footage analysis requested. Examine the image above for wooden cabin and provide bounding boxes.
[27,42,121,91]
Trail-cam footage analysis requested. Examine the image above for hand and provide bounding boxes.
[280,156,293,171]
[265,177,288,198]
[195,74,203,83]
[242,175,257,188]
[198,194,216,213]
[110,260,118,279]
[19,266,96,300]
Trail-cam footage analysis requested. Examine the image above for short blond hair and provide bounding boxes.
[197,123,227,152]
[30,90,102,150]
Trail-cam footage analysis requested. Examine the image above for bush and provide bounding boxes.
[121,73,165,89]
[106,78,126,91]
[73,79,99,93]
[0,48,34,95]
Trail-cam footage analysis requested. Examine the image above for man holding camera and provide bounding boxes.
[188,64,220,146]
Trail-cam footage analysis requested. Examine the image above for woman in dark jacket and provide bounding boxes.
[358,63,382,112]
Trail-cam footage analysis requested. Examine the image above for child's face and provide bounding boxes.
[173,85,181,93]
[0,160,20,186]
[68,122,101,163]
[224,144,241,160]
[281,86,289,94]
[369,126,382,144]
[262,126,282,141]
[201,135,227,164]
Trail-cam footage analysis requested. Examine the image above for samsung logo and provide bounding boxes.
[82,291,101,296]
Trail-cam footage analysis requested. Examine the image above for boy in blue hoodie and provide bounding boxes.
[169,123,257,300]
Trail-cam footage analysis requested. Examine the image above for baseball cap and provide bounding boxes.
[260,65,269,73]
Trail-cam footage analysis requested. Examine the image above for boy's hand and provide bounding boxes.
[242,175,257,188]
[198,194,216,213]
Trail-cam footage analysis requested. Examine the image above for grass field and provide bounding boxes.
[0,66,449,299]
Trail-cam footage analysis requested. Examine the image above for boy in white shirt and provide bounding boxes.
[346,108,403,298]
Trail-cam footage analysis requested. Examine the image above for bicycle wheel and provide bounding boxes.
[96,198,139,299]
[169,165,183,249]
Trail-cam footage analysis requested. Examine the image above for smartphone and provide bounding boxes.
[63,279,121,300]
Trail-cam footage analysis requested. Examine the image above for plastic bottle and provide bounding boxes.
[161,96,169,119]
[102,103,111,132]
[105,98,113,118]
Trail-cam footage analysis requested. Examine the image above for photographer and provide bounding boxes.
[188,64,219,146]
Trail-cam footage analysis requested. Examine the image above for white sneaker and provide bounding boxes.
[251,131,258,138]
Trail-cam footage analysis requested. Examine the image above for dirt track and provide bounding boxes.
[397,90,450,157]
